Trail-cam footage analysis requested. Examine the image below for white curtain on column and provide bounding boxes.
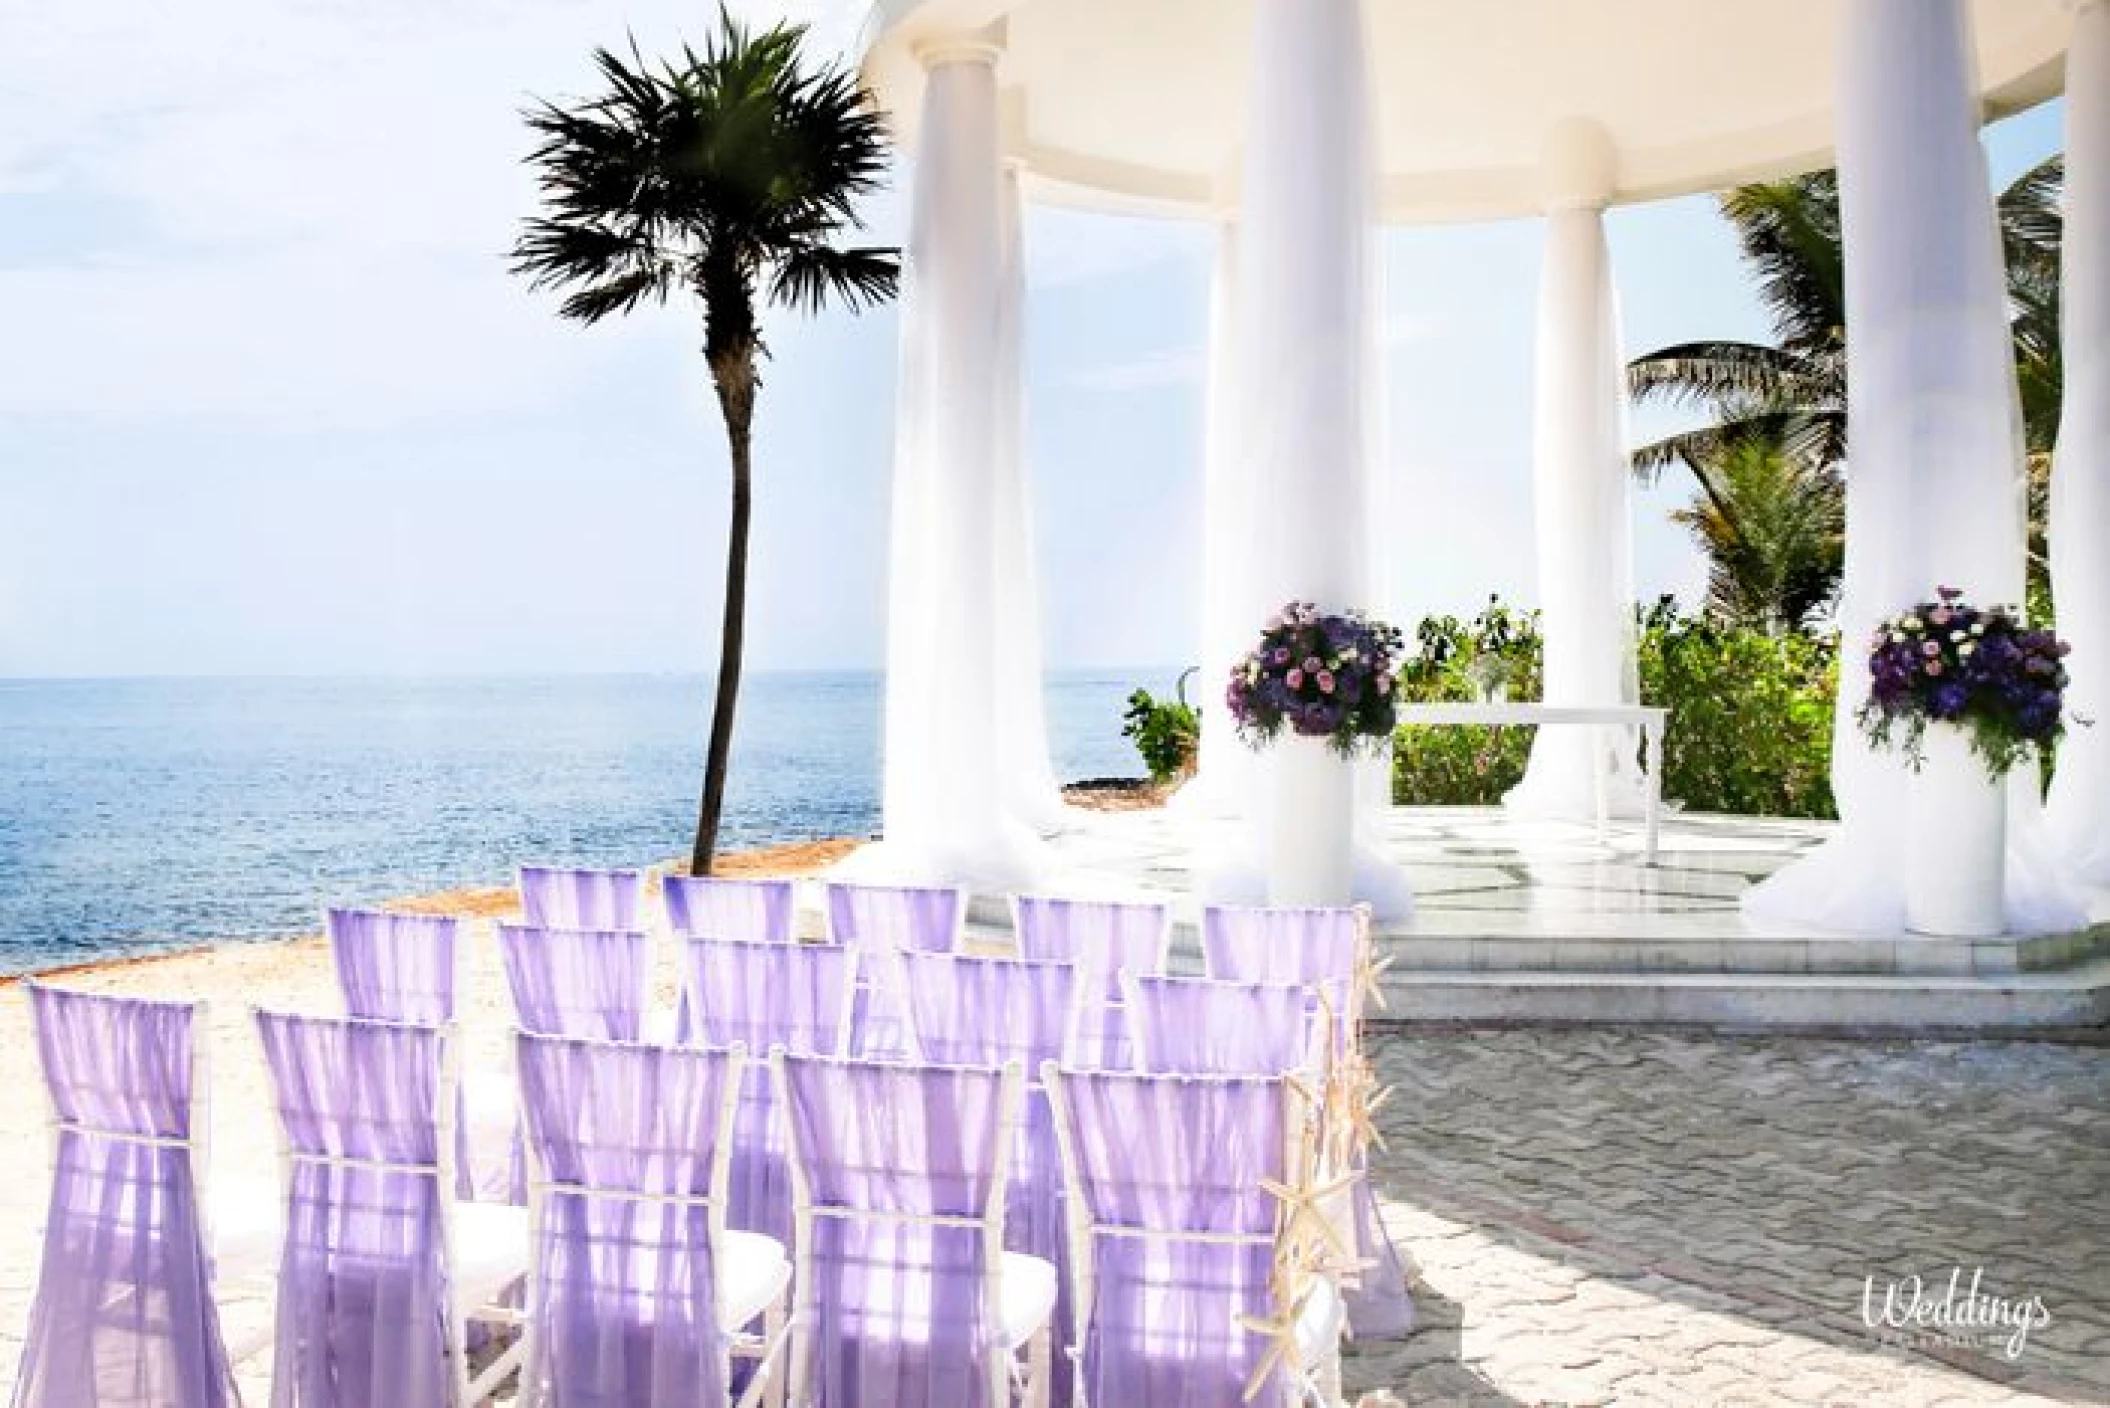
[2046,0,2110,883]
[1179,221,1260,819]
[876,52,1046,890]
[1205,0,1410,917]
[1508,198,1645,821]
[991,165,1067,835]
[1745,0,2080,934]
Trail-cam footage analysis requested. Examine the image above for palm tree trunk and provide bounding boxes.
[692,346,757,876]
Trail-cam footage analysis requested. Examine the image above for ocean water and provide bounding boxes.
[0,671,1176,975]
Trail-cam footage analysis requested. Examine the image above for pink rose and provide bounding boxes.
[1317,671,1336,694]
[1286,668,1304,688]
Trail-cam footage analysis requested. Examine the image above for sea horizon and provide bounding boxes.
[0,669,1182,974]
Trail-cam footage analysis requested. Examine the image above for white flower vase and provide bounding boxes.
[1267,734,1355,906]
[1905,724,2007,938]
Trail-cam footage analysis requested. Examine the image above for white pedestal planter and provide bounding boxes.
[1267,735,1355,906]
[1906,725,2007,938]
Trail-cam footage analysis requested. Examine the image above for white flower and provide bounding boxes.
[1904,616,1925,632]
[1971,623,1986,637]
[1960,642,1977,657]
[1891,632,1907,644]
[1950,630,1967,643]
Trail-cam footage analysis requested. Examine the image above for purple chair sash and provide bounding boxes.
[518,865,647,931]
[664,876,796,943]
[15,985,238,1408]
[497,923,651,1043]
[1010,896,1171,1069]
[1124,974,1315,1076]
[515,1033,746,1408]
[774,1054,1021,1408]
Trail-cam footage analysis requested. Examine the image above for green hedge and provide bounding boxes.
[1391,598,1838,819]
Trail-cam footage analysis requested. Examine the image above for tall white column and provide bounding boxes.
[1746,0,2063,934]
[2046,0,2110,882]
[878,42,1043,889]
[1509,119,1644,823]
[1183,219,1259,818]
[991,164,1066,835]
[1229,0,1382,907]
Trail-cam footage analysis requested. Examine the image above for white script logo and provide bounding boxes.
[1861,1267,2051,1359]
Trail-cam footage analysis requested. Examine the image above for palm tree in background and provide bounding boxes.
[1627,157,2064,625]
[513,13,898,874]
[1670,438,1844,635]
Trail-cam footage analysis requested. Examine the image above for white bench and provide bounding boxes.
[1394,703,1669,863]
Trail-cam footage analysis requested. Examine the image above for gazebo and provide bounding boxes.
[851,0,2107,952]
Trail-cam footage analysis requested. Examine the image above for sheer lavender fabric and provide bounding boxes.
[1125,975,1314,1076]
[14,986,237,1408]
[1049,1070,1290,1408]
[254,1012,453,1408]
[497,924,650,1043]
[900,955,1079,1404]
[680,941,855,1244]
[1197,904,1411,1339]
[664,876,796,943]
[1010,896,1169,1069]
[516,1034,744,1408]
[326,907,459,1026]
[326,907,498,1201]
[776,1056,1016,1408]
[827,884,962,1060]
[518,866,647,931]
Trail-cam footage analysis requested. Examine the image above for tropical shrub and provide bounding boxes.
[1392,598,1839,818]
[1123,687,1200,783]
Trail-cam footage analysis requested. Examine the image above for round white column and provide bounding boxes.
[2046,0,2110,882]
[878,42,1042,889]
[1183,219,1262,820]
[1509,119,1644,824]
[1231,0,1376,908]
[990,163,1066,836]
[1747,0,2035,935]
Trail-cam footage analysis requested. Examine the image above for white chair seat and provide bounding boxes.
[1295,1276,1345,1368]
[720,1229,791,1331]
[999,1252,1058,1350]
[210,1176,283,1281]
[454,1201,531,1309]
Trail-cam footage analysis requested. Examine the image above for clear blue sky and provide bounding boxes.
[0,0,2064,677]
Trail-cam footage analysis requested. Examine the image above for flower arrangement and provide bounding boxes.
[1859,587,2071,777]
[1227,601,1405,759]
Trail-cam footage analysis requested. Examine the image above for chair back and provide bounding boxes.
[773,1054,1023,1408]
[1046,1067,1303,1407]
[1010,895,1171,1067]
[327,906,460,1024]
[519,864,646,931]
[254,1009,458,1408]
[1201,904,1367,1044]
[665,875,796,943]
[823,881,964,954]
[680,940,856,1242]
[516,1033,746,1408]
[498,922,651,1043]
[1123,974,1316,1075]
[16,985,237,1408]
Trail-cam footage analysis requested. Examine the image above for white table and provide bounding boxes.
[1394,703,1669,863]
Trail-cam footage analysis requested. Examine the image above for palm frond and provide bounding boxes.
[770,243,900,315]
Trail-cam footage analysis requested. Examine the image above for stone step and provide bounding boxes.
[1373,957,2110,1031]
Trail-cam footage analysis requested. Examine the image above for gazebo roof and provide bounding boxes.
[860,0,2071,222]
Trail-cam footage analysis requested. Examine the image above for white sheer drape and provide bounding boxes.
[1198,0,1410,914]
[1508,190,1645,821]
[877,51,1048,890]
[992,166,1067,835]
[2045,0,2110,883]
[1180,221,1258,819]
[1745,0,2082,935]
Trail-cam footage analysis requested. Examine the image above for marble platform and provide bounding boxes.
[973,806,2110,1031]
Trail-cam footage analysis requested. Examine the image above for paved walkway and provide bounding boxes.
[1352,1029,2110,1405]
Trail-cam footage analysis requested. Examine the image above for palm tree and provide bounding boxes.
[1670,438,1844,634]
[513,13,898,875]
[1628,157,2064,619]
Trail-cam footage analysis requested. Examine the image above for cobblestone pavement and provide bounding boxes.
[1349,1029,2110,1406]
